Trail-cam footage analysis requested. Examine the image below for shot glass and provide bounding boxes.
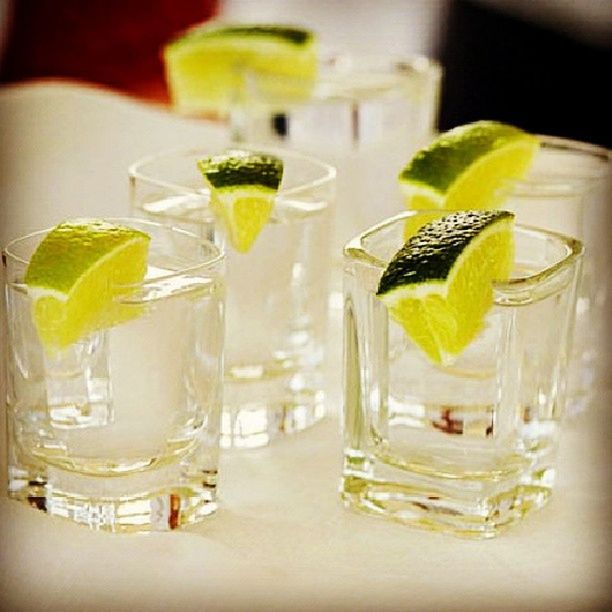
[341,211,583,538]
[3,219,225,532]
[233,53,442,283]
[502,137,611,413]
[129,146,336,448]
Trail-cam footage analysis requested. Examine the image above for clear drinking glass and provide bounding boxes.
[233,53,442,286]
[129,146,336,448]
[341,211,583,538]
[501,137,611,413]
[3,219,225,532]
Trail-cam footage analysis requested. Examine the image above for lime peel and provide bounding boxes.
[167,24,315,49]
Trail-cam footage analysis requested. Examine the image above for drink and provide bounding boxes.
[234,55,441,409]
[130,147,335,448]
[341,211,583,537]
[234,53,442,279]
[3,220,224,532]
[502,136,611,413]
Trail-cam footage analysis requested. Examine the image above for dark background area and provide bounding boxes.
[437,0,611,147]
[0,0,218,101]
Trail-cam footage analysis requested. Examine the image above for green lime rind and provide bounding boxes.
[197,150,283,190]
[398,121,538,194]
[25,220,150,295]
[167,24,314,50]
[377,210,514,296]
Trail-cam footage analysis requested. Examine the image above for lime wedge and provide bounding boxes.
[197,149,283,253]
[25,219,150,351]
[164,23,317,115]
[399,121,539,210]
[377,211,514,366]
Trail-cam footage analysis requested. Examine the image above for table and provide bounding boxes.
[1,82,610,611]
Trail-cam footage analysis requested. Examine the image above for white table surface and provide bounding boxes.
[1,82,610,611]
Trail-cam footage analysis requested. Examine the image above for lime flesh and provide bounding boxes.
[210,187,276,253]
[25,219,150,351]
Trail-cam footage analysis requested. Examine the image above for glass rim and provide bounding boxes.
[240,51,442,103]
[317,49,443,77]
[128,143,337,199]
[510,134,610,195]
[535,134,610,162]
[344,211,584,293]
[2,217,225,286]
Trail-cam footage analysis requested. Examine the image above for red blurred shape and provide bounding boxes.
[0,0,218,101]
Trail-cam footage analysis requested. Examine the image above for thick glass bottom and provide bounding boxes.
[221,391,326,449]
[221,366,326,448]
[8,451,218,533]
[340,456,553,539]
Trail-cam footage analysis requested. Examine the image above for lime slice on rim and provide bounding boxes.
[164,23,317,115]
[197,149,283,253]
[399,121,539,211]
[377,210,515,366]
[24,219,150,352]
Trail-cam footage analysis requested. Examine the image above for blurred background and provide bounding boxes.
[0,0,610,146]
[0,0,610,247]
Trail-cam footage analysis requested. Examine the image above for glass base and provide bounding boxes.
[8,454,218,533]
[221,392,326,449]
[220,364,327,448]
[340,456,553,539]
